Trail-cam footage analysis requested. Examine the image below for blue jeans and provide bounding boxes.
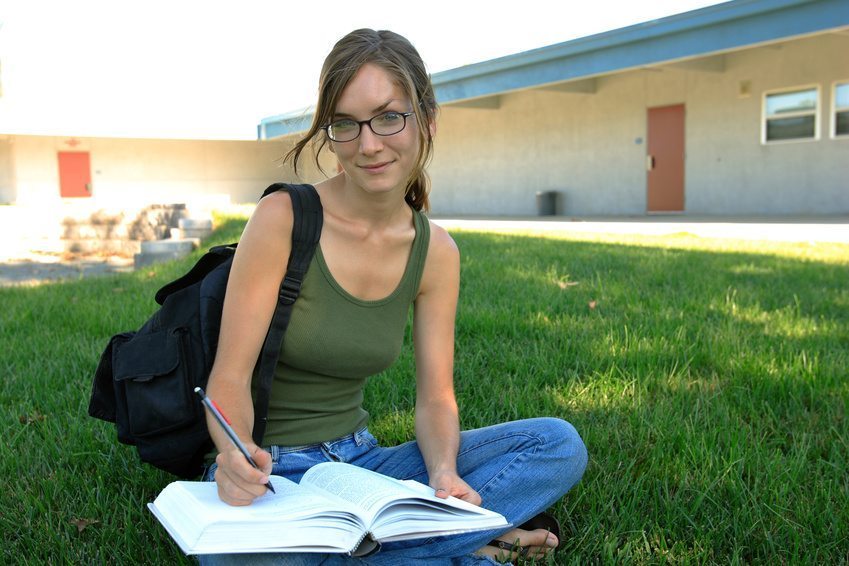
[198,418,587,566]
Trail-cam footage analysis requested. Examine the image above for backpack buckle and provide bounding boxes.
[279,275,302,305]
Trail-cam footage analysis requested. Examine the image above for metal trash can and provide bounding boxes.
[536,191,557,216]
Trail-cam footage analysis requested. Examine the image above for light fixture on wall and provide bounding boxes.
[739,80,752,98]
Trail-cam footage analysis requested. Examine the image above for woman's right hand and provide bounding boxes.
[213,443,273,506]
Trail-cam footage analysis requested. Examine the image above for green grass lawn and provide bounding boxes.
[1,215,847,564]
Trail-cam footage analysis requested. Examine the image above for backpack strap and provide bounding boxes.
[153,244,236,306]
[251,183,323,445]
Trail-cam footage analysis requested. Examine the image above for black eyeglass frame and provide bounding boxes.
[322,111,416,142]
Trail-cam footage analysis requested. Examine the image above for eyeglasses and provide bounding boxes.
[323,111,415,142]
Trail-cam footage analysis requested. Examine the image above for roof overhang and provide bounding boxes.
[258,0,849,140]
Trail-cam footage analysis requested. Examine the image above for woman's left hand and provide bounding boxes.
[429,469,482,506]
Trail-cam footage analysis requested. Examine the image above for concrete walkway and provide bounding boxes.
[0,256,134,287]
[2,213,847,287]
[430,215,849,244]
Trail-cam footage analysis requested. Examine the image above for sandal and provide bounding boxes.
[487,512,561,558]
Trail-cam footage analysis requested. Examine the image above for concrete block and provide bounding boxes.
[63,239,141,256]
[140,239,197,254]
[182,229,212,239]
[169,228,209,241]
[134,251,186,269]
[179,218,213,230]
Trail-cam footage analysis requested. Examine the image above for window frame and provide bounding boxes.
[831,80,849,140]
[761,84,820,145]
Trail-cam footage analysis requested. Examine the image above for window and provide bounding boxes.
[833,81,849,138]
[762,86,819,143]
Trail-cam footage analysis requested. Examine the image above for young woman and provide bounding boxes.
[202,29,587,565]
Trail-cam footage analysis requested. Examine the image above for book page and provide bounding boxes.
[300,462,509,539]
[301,462,424,522]
[372,479,510,541]
[150,465,508,553]
[165,475,352,520]
[149,475,366,554]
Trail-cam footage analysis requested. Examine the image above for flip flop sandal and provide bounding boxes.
[518,512,561,541]
[487,512,562,557]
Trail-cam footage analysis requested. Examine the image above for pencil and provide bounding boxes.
[194,387,276,494]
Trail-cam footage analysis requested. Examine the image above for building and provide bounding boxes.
[260,0,849,217]
[0,134,309,208]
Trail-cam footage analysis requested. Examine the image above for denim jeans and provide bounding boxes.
[198,417,587,566]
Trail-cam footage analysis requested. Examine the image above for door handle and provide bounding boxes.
[646,155,655,171]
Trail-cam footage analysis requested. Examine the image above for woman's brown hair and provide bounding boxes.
[284,29,437,212]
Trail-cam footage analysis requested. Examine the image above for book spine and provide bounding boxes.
[350,533,381,558]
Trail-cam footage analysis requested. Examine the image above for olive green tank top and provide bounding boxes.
[260,207,430,446]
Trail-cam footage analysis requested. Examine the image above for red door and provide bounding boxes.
[57,152,92,198]
[646,105,685,212]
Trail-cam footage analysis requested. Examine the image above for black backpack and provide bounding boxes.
[88,183,323,478]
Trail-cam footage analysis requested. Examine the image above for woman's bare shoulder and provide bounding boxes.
[418,219,460,297]
[426,219,459,262]
[233,190,296,268]
[252,190,294,225]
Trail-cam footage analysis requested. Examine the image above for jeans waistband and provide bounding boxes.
[268,427,372,460]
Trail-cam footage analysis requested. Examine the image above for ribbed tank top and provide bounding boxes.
[260,207,430,446]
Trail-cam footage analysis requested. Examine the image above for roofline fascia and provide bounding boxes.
[433,0,849,103]
[433,0,807,85]
[258,0,849,139]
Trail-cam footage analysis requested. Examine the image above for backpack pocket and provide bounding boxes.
[113,328,200,438]
[89,331,135,423]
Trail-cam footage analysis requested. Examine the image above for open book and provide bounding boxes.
[148,461,509,556]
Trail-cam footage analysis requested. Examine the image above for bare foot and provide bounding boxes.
[476,526,559,563]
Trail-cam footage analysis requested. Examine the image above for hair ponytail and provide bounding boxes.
[405,176,429,212]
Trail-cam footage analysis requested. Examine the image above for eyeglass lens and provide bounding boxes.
[327,112,409,142]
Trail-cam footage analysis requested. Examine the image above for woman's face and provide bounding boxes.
[330,63,420,198]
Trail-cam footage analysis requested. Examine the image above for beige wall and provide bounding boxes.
[283,145,339,187]
[6,134,329,208]
[429,32,849,216]
[0,136,14,203]
[10,34,844,217]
